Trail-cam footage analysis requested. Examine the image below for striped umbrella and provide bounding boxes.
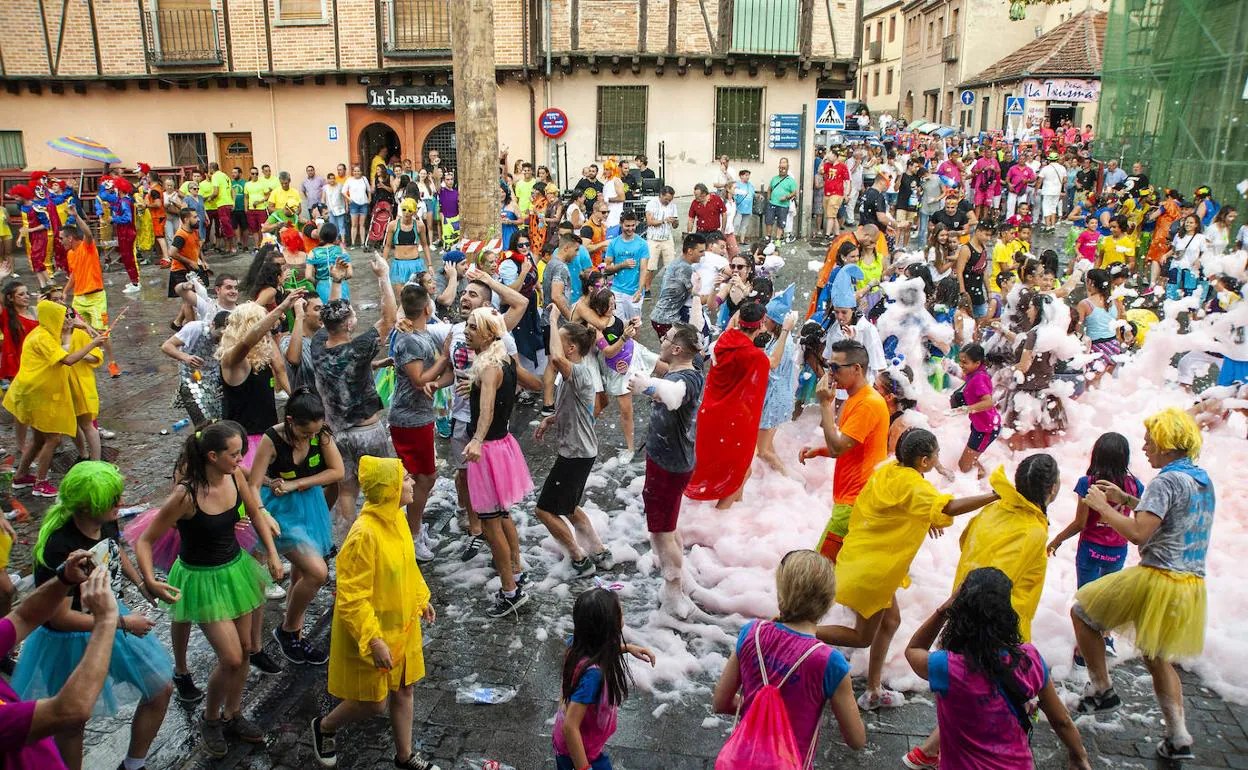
[45,136,122,165]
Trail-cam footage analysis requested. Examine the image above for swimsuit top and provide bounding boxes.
[176,477,244,567]
[393,219,419,247]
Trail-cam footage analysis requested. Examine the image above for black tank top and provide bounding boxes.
[469,359,517,441]
[264,426,324,481]
[962,244,988,304]
[394,219,418,246]
[177,478,244,567]
[223,366,279,435]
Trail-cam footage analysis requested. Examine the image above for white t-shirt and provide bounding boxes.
[1171,233,1209,271]
[722,198,737,235]
[1039,163,1065,196]
[323,184,347,216]
[344,177,371,206]
[176,319,211,349]
[604,178,625,229]
[645,198,679,241]
[442,321,519,422]
[694,251,729,299]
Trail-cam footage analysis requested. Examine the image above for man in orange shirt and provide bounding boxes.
[799,338,889,562]
[806,224,889,318]
[168,208,204,329]
[61,215,120,377]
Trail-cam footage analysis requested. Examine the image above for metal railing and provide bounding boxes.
[941,33,959,62]
[145,8,223,65]
[868,39,882,62]
[382,0,451,56]
[729,0,800,55]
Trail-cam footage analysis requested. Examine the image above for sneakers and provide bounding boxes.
[459,533,485,562]
[1156,738,1195,761]
[420,523,439,547]
[1075,685,1122,714]
[222,714,265,744]
[395,753,441,770]
[249,649,282,675]
[902,746,940,769]
[486,587,530,618]
[857,688,905,711]
[540,403,555,417]
[264,583,287,600]
[1073,652,1086,668]
[98,427,116,440]
[172,672,204,704]
[199,718,228,758]
[617,449,635,465]
[311,717,337,767]
[414,534,435,563]
[591,549,615,570]
[32,480,58,498]
[1104,636,1117,657]
[274,626,329,666]
[514,571,529,588]
[299,637,329,665]
[11,475,35,490]
[107,361,121,378]
[122,282,141,294]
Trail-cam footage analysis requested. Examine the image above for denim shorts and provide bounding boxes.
[1075,540,1128,588]
[971,302,989,318]
[765,203,790,227]
[967,425,1000,453]
[348,201,369,216]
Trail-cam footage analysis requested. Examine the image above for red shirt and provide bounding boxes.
[688,195,726,232]
[822,161,850,196]
[0,309,38,381]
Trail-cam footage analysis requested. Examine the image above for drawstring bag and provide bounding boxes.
[715,622,822,770]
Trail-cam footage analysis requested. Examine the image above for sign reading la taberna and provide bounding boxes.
[1020,78,1100,103]
[366,85,454,110]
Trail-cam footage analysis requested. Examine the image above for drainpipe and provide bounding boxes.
[852,0,865,90]
[524,0,537,164]
[544,0,554,177]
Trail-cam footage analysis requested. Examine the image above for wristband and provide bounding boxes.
[55,561,76,586]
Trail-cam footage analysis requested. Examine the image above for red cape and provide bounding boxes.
[685,329,770,501]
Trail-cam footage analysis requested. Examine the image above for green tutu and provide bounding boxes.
[166,551,270,624]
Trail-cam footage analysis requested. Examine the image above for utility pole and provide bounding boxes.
[450,0,500,242]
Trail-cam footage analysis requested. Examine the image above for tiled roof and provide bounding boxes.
[961,10,1107,87]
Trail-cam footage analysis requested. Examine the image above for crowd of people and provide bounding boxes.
[0,127,1239,770]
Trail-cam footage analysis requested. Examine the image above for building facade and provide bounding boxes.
[856,0,903,115]
[0,0,857,197]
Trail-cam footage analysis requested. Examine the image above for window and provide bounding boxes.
[276,0,326,24]
[873,71,880,97]
[596,86,647,157]
[731,0,799,54]
[0,132,25,170]
[927,21,934,48]
[886,68,894,94]
[862,74,869,96]
[168,133,208,167]
[889,14,896,41]
[714,87,763,161]
[876,21,883,43]
[951,9,959,34]
[864,24,870,44]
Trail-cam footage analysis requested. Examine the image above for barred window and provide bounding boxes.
[714,87,763,162]
[168,133,208,167]
[0,132,25,170]
[596,86,647,157]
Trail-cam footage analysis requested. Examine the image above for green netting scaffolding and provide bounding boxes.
[1096,0,1247,201]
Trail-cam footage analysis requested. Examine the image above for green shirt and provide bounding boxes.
[244,180,269,211]
[514,178,537,215]
[210,171,233,209]
[768,174,797,208]
[231,179,246,211]
[258,175,281,196]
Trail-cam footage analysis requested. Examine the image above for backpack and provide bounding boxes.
[715,622,823,770]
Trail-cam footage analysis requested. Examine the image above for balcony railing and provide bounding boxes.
[729,0,800,55]
[941,33,959,62]
[868,39,882,62]
[144,8,223,66]
[383,0,451,57]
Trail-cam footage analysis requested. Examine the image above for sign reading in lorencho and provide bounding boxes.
[366,85,454,110]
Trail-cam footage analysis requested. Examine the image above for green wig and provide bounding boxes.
[33,461,125,569]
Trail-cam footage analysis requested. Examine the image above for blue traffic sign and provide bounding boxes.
[768,114,801,150]
[814,98,845,130]
[1005,96,1026,116]
[960,90,975,106]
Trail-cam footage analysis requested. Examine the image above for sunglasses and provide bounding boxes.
[517,242,530,249]
[730,263,749,270]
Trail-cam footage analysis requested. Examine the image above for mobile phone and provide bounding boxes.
[88,539,111,570]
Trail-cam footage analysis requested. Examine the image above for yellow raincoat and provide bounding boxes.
[68,327,103,418]
[2,301,76,436]
[835,461,954,618]
[954,465,1049,641]
[328,456,431,702]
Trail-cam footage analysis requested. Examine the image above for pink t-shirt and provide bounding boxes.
[963,368,1000,433]
[930,644,1048,770]
[1075,474,1142,548]
[0,619,68,769]
[1076,231,1100,263]
[552,662,617,761]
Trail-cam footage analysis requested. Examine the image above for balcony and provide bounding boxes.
[868,39,882,62]
[941,33,959,62]
[729,0,800,55]
[383,0,451,58]
[144,8,223,66]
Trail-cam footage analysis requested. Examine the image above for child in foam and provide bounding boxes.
[1071,409,1214,762]
[949,343,1000,477]
[816,429,998,712]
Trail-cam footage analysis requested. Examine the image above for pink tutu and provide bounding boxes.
[465,434,533,513]
[123,507,260,573]
[237,434,265,473]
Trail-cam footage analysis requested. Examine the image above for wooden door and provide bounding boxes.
[216,133,253,175]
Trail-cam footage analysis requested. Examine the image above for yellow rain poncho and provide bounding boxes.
[328,456,431,702]
[954,465,1049,641]
[835,461,954,618]
[2,301,76,436]
[68,327,103,419]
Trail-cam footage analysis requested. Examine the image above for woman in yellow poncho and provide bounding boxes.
[818,428,999,711]
[66,313,105,462]
[3,301,106,497]
[312,455,439,770]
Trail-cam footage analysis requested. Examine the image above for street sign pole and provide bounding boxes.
[798,103,807,240]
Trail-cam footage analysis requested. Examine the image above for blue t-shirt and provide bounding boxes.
[605,235,648,295]
[568,247,594,304]
[735,181,755,216]
[308,244,351,301]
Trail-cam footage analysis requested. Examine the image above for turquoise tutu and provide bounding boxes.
[12,602,172,717]
[262,484,333,558]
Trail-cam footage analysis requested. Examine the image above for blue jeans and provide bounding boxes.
[1075,540,1127,588]
[916,210,931,247]
[556,753,613,770]
[330,212,348,242]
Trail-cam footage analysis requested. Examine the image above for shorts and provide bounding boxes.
[336,421,394,484]
[71,291,108,330]
[246,210,267,232]
[168,270,188,298]
[349,201,369,216]
[556,753,612,770]
[822,194,843,219]
[536,455,597,517]
[390,423,436,476]
[967,424,1000,453]
[643,456,693,533]
[1041,194,1060,218]
[231,209,247,231]
[765,203,790,228]
[450,418,471,472]
[895,209,914,224]
[214,206,235,238]
[646,238,675,272]
[971,302,988,319]
[651,321,672,340]
[816,502,855,562]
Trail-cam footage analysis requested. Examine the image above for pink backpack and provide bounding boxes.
[715,622,822,770]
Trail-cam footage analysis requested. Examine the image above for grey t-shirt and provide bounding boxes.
[389,329,440,428]
[542,259,572,325]
[279,334,317,392]
[644,366,705,473]
[554,360,598,459]
[651,260,694,325]
[310,327,383,432]
[1136,470,1215,577]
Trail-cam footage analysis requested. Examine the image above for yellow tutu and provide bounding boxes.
[1074,565,1206,660]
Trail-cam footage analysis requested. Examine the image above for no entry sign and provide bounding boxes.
[538,108,569,139]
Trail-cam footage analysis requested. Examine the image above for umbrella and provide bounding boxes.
[45,136,122,165]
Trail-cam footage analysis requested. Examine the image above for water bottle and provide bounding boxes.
[454,685,517,705]
[172,418,191,432]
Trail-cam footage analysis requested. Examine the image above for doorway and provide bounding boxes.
[359,123,402,174]
[216,132,253,175]
[421,122,457,174]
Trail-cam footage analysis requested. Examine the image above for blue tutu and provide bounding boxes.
[12,602,172,717]
[262,484,334,558]
[389,257,426,285]
[1217,356,1248,386]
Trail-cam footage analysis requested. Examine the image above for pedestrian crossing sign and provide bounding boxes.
[814,98,846,130]
[1005,96,1026,116]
